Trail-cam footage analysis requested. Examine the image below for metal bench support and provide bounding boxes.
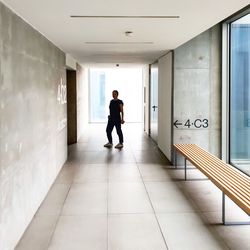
[184,158,187,180]
[222,192,250,225]
[174,147,177,168]
[174,144,250,225]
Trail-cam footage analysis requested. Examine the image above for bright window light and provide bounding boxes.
[89,68,143,123]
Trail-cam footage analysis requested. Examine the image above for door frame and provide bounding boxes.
[149,61,158,143]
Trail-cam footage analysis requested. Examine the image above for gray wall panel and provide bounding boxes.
[0,3,67,250]
[173,25,222,157]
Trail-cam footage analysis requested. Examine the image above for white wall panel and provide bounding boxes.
[158,52,173,160]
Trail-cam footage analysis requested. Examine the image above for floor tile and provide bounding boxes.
[55,163,79,184]
[203,207,250,225]
[108,214,167,250]
[73,164,108,183]
[108,164,141,182]
[104,150,136,164]
[203,212,250,250]
[145,182,198,213]
[177,180,222,212]
[134,151,169,164]
[48,215,107,250]
[157,212,229,250]
[62,183,107,215]
[138,163,172,181]
[167,167,208,181]
[108,182,153,214]
[36,184,70,216]
[15,215,58,250]
[79,150,136,164]
[68,142,87,152]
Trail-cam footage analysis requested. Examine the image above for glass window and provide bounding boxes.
[230,13,250,175]
[89,68,143,123]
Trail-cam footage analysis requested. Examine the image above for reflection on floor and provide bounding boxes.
[15,124,250,250]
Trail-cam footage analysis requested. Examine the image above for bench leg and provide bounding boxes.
[222,192,225,224]
[184,158,187,180]
[174,148,177,169]
[222,192,250,225]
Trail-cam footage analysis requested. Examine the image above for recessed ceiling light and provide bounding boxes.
[125,31,133,37]
[71,15,180,19]
[84,42,153,44]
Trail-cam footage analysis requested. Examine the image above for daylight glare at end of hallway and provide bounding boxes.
[89,68,143,123]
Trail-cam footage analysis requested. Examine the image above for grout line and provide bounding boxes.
[107,163,109,250]
[136,163,169,250]
[131,132,171,250]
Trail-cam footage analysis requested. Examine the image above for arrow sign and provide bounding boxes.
[174,120,182,128]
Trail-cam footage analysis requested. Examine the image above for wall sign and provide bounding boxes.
[174,119,209,129]
[57,78,67,104]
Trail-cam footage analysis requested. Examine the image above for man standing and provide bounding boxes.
[104,90,124,148]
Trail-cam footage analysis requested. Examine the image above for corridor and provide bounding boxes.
[15,124,250,250]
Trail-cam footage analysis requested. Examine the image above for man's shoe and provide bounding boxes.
[104,142,113,148]
[115,143,123,149]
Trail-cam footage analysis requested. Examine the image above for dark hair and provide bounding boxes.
[113,90,119,95]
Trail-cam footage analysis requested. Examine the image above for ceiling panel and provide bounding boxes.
[2,0,249,64]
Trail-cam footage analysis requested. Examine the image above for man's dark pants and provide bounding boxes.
[106,118,123,144]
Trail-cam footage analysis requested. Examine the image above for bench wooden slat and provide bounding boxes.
[174,146,250,214]
[183,145,250,190]
[179,146,248,196]
[180,146,250,205]
[179,148,250,205]
[192,146,250,191]
[174,144,250,212]
[175,144,250,201]
[175,144,249,187]
[175,144,250,183]
[189,144,250,184]
[174,144,250,215]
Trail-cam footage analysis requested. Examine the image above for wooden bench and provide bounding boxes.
[173,143,250,225]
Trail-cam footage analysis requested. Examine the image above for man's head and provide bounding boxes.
[112,90,119,99]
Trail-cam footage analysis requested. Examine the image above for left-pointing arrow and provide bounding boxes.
[174,120,182,128]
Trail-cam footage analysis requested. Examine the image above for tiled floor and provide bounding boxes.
[15,124,250,250]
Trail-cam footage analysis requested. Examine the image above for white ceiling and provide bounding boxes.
[2,0,250,65]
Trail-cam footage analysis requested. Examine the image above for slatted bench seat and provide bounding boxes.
[173,143,250,225]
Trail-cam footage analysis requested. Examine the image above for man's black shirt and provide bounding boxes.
[109,99,123,120]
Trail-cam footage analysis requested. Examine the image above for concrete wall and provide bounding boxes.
[173,25,222,158]
[158,52,173,160]
[77,64,89,139]
[0,3,67,250]
[66,54,77,70]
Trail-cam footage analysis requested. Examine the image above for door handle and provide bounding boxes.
[152,105,158,111]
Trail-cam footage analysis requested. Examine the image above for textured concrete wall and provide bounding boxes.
[173,25,222,158]
[158,52,173,160]
[66,54,76,70]
[0,3,67,250]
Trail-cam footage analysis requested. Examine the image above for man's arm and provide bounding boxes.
[119,103,124,124]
